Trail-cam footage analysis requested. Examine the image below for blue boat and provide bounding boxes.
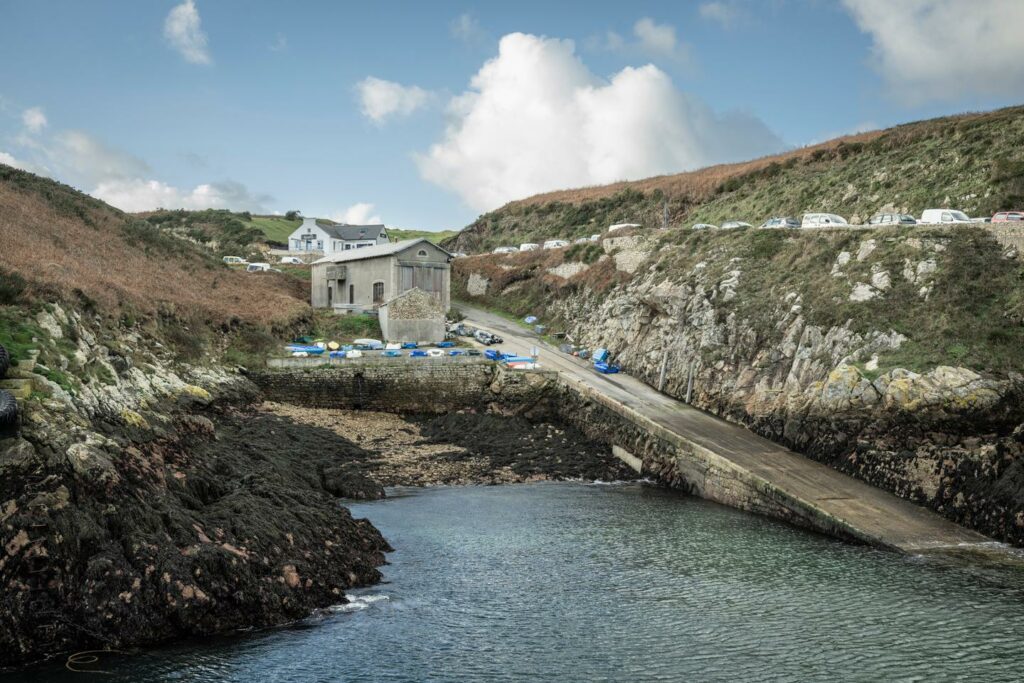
[593,361,620,374]
[383,350,402,357]
[410,350,428,357]
[436,341,455,348]
[286,344,325,355]
[401,342,418,349]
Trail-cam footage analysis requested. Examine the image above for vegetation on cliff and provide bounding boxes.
[445,105,1024,254]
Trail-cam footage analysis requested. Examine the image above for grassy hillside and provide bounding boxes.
[446,105,1024,254]
[0,165,308,327]
[388,227,459,245]
[245,214,301,243]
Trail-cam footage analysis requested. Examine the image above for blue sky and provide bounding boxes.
[2,0,1023,230]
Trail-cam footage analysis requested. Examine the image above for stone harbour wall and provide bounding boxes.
[249,361,557,413]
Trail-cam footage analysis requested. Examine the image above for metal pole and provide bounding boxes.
[685,361,694,403]
[658,352,668,392]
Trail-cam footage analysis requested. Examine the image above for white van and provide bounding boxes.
[222,256,246,265]
[801,213,849,228]
[608,223,641,233]
[519,243,540,252]
[543,240,570,249]
[246,262,271,272]
[920,209,971,224]
[493,246,518,254]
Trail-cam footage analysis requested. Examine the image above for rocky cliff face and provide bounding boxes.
[0,304,389,667]
[454,225,1024,545]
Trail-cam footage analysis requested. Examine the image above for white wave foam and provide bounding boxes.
[328,594,390,613]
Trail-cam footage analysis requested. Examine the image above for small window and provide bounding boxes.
[316,240,323,249]
[417,249,428,257]
[372,281,384,304]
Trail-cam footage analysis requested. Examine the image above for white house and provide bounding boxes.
[285,217,389,255]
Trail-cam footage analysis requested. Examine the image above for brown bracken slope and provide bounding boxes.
[0,165,308,325]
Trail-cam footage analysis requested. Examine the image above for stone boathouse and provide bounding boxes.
[310,238,452,315]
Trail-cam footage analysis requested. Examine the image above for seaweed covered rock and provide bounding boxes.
[0,400,390,667]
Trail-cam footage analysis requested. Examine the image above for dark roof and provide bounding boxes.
[320,224,387,241]
[313,238,451,265]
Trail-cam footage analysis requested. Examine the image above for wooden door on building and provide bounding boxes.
[399,265,443,300]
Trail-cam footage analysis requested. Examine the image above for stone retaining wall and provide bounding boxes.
[249,361,556,413]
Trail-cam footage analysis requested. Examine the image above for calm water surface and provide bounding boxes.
[15,482,1024,682]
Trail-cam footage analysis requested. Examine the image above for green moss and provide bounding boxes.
[0,306,43,367]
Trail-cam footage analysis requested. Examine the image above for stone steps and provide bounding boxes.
[0,379,32,400]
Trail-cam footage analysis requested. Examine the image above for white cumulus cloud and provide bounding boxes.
[633,18,678,56]
[21,107,47,133]
[451,13,486,43]
[698,2,744,29]
[843,0,1024,102]
[92,178,270,213]
[592,18,691,63]
[164,0,211,65]
[48,130,150,186]
[0,150,37,173]
[331,202,383,225]
[356,77,431,123]
[416,32,783,211]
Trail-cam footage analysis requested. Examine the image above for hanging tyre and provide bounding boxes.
[0,344,9,379]
[0,390,17,433]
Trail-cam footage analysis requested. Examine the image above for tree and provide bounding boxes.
[285,210,301,220]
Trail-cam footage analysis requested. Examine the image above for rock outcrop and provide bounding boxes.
[454,226,1024,545]
[0,305,390,667]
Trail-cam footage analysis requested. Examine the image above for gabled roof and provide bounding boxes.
[312,238,452,265]
[320,224,387,241]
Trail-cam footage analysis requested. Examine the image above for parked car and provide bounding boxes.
[279,256,303,265]
[573,237,590,244]
[246,262,271,272]
[691,223,717,230]
[543,240,570,249]
[222,256,246,264]
[608,223,641,233]
[868,213,917,226]
[720,220,752,229]
[759,217,801,229]
[519,243,540,251]
[970,217,992,223]
[589,234,601,241]
[993,211,1024,223]
[801,213,848,228]
[493,246,519,254]
[474,329,503,345]
[920,209,970,224]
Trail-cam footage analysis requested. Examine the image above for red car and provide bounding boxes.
[993,211,1024,222]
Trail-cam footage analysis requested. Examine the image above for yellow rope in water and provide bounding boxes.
[65,649,125,675]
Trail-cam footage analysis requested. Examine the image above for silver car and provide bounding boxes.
[691,223,718,230]
[868,213,916,226]
[721,220,752,229]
